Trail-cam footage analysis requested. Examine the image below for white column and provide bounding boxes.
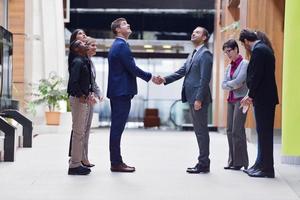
[40,0,66,78]
[24,0,66,84]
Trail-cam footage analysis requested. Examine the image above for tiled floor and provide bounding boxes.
[0,127,299,200]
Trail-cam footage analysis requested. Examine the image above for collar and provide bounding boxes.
[230,55,243,66]
[194,44,204,52]
[116,37,127,42]
[251,40,261,52]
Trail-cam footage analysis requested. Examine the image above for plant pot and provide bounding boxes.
[45,111,61,125]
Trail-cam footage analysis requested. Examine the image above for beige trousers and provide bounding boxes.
[82,103,94,162]
[69,96,89,168]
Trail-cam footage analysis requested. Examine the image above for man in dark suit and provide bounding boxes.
[239,29,279,178]
[107,18,154,172]
[154,26,213,174]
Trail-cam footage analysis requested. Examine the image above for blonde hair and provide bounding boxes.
[85,37,97,45]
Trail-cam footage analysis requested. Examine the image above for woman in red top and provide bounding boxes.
[222,39,249,170]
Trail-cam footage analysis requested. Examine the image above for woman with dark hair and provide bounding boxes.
[255,30,274,53]
[68,29,88,158]
[68,29,87,70]
[222,39,249,170]
[67,40,92,175]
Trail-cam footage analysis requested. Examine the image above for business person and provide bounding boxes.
[107,18,154,172]
[153,26,213,174]
[68,29,87,157]
[67,40,92,175]
[80,37,104,168]
[222,39,249,170]
[68,29,87,71]
[239,29,279,178]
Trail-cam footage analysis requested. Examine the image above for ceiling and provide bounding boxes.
[66,0,215,40]
[70,0,215,9]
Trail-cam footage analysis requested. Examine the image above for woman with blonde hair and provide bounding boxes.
[81,37,103,167]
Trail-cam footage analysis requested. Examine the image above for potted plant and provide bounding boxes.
[28,72,68,125]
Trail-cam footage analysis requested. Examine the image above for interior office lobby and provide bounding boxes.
[1,0,300,199]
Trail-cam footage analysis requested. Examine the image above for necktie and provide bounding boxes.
[190,49,197,63]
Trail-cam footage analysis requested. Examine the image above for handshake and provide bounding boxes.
[152,75,166,85]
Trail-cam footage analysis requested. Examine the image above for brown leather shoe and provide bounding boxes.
[110,163,135,173]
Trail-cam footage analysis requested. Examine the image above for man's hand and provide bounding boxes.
[240,95,253,106]
[240,95,252,114]
[152,75,165,85]
[194,100,202,110]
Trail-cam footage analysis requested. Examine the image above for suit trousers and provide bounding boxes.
[69,96,89,168]
[253,104,276,171]
[189,103,210,167]
[226,101,248,168]
[109,95,131,165]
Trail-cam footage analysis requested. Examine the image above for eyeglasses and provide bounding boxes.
[224,49,233,54]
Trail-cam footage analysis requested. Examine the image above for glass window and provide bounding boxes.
[0,0,8,28]
[90,57,186,125]
[0,26,13,101]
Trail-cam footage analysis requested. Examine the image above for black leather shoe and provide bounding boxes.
[186,164,210,174]
[224,166,241,170]
[111,163,135,173]
[248,169,275,178]
[243,165,257,174]
[68,166,91,175]
[224,166,245,170]
[81,161,95,168]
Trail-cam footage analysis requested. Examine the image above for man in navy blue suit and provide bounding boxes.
[107,18,154,172]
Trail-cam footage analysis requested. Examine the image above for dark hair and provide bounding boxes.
[255,30,274,53]
[70,40,83,53]
[239,29,258,43]
[68,29,85,70]
[197,26,210,43]
[222,39,239,53]
[111,18,126,35]
[70,29,85,45]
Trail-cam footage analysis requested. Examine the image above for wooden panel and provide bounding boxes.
[8,0,25,108]
[12,34,25,82]
[246,0,284,128]
[213,0,242,128]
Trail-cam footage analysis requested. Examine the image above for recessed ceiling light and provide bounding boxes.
[162,45,172,49]
[144,45,153,49]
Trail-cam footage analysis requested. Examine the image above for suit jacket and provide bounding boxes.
[107,38,152,98]
[247,41,279,106]
[164,45,213,105]
[222,59,249,98]
[67,55,92,97]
